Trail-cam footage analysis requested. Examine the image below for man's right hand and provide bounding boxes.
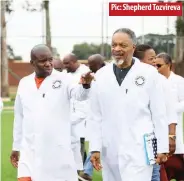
[90,152,102,171]
[156,153,168,164]
[10,151,19,168]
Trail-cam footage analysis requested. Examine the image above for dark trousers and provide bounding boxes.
[80,137,87,164]
[160,154,184,181]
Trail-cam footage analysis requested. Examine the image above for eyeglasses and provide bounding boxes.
[156,64,165,68]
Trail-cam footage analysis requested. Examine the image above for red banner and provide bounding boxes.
[109,2,183,16]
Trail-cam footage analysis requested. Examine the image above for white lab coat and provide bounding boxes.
[159,74,178,125]
[60,70,84,170]
[69,64,90,170]
[71,136,84,171]
[168,71,184,153]
[88,60,169,181]
[13,70,90,181]
[69,64,90,139]
[133,57,177,125]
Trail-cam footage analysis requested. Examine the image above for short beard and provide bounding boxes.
[112,57,125,66]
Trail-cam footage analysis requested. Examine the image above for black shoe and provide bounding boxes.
[79,172,92,181]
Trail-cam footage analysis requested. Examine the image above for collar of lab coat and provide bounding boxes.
[168,71,176,81]
[110,57,141,64]
[107,57,140,72]
[133,57,141,62]
[26,69,61,92]
[169,71,174,77]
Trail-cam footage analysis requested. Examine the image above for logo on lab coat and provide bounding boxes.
[135,76,145,86]
[52,80,62,89]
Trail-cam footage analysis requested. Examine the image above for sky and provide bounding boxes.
[6,0,177,61]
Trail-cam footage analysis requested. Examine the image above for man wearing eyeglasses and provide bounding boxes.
[133,44,177,181]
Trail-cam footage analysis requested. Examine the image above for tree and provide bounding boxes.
[1,1,13,97]
[23,0,51,49]
[52,47,60,59]
[44,1,51,49]
[1,0,52,97]
[137,33,175,58]
[7,45,22,60]
[174,1,184,76]
[7,45,15,59]
[14,56,23,60]
[72,43,111,60]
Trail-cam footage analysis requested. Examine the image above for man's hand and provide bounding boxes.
[168,124,176,155]
[156,153,168,164]
[169,137,176,155]
[10,151,19,168]
[90,152,102,171]
[80,72,94,85]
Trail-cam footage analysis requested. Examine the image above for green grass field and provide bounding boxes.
[1,110,102,181]
[2,109,181,181]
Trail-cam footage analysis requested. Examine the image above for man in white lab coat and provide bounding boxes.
[10,45,93,181]
[80,54,106,181]
[53,57,84,171]
[133,44,177,181]
[63,53,90,165]
[89,28,169,181]
[154,53,184,181]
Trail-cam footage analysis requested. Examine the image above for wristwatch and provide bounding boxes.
[169,135,176,140]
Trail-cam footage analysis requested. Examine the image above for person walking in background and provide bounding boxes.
[154,53,184,181]
[53,58,64,72]
[63,53,90,170]
[87,54,105,74]
[53,56,85,172]
[79,54,105,181]
[133,44,177,181]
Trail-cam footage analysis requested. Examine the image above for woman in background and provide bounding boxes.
[154,53,184,181]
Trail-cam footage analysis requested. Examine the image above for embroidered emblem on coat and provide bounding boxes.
[52,80,62,89]
[135,76,145,86]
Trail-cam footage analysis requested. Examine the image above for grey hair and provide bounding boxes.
[156,52,172,70]
[156,52,172,64]
[113,28,137,45]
